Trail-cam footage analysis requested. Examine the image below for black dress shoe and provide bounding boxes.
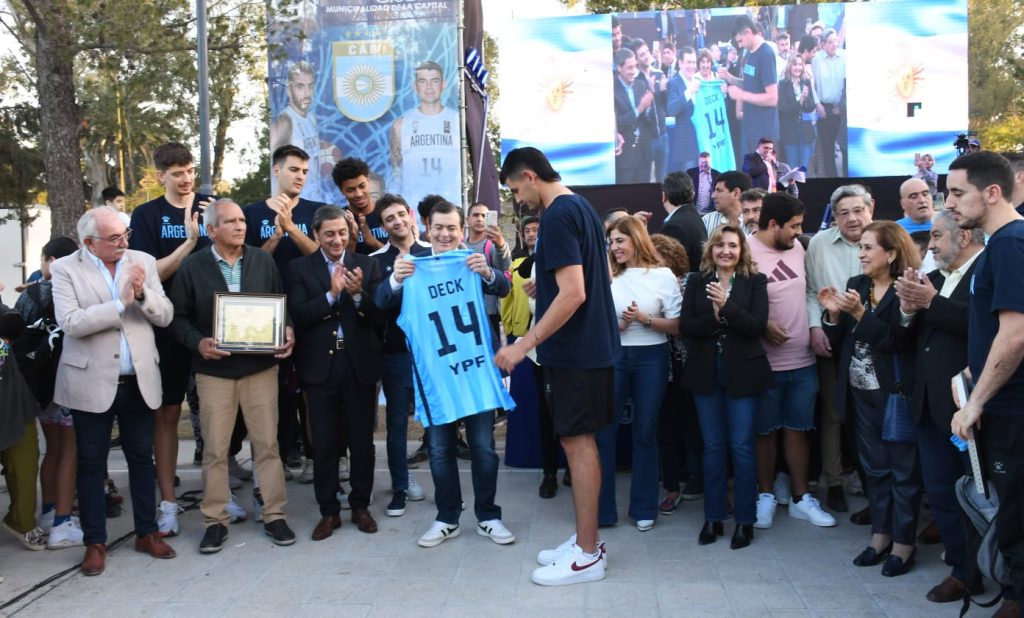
[852,543,892,566]
[264,519,296,546]
[199,523,228,554]
[730,524,753,550]
[850,506,872,525]
[698,521,724,545]
[827,486,848,513]
[539,474,558,499]
[881,548,916,577]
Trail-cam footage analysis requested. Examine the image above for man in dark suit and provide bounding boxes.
[653,7,678,47]
[687,152,721,214]
[614,48,655,184]
[287,205,384,539]
[666,47,700,177]
[742,138,798,197]
[894,210,984,604]
[659,171,706,271]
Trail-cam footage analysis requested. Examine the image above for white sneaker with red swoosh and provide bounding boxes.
[531,543,606,586]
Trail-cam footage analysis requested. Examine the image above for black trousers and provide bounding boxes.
[851,387,921,544]
[532,361,562,475]
[982,413,1024,599]
[304,353,376,516]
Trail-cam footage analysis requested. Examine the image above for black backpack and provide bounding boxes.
[11,283,64,406]
[956,474,1011,616]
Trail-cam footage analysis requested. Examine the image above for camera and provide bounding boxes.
[953,130,978,155]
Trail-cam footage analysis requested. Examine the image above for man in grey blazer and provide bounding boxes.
[51,206,177,576]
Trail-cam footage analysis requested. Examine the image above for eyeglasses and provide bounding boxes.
[93,228,133,244]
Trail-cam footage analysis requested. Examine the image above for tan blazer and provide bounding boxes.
[51,249,172,413]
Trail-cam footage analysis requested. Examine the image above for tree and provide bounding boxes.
[0,103,45,226]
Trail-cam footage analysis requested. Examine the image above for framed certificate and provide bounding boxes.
[213,293,286,354]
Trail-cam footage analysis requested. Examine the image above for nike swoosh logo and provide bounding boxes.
[570,556,602,572]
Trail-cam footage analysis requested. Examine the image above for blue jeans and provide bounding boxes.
[597,343,669,524]
[72,381,157,545]
[381,352,411,492]
[693,356,759,525]
[783,129,816,171]
[757,365,819,434]
[427,410,501,525]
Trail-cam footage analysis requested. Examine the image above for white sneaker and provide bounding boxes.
[754,493,777,529]
[46,519,84,549]
[636,519,655,532]
[299,459,314,484]
[845,472,865,496]
[418,521,460,548]
[407,473,425,501]
[773,472,792,506]
[226,494,248,523]
[252,488,265,523]
[536,534,609,568]
[228,456,253,481]
[157,500,180,537]
[339,457,350,482]
[3,522,46,551]
[531,543,605,586]
[39,510,55,535]
[789,494,837,527]
[477,519,516,545]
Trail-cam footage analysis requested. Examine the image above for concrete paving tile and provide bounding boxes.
[366,604,442,618]
[651,558,720,583]
[299,603,372,617]
[309,574,383,605]
[794,583,883,610]
[514,578,587,608]
[656,581,730,609]
[725,581,806,610]
[863,582,944,614]
[446,570,518,607]
[440,606,515,618]
[372,576,452,606]
[583,580,659,609]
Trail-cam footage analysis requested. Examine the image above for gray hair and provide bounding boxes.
[312,205,348,233]
[76,205,122,244]
[933,210,985,245]
[205,198,239,228]
[829,184,873,210]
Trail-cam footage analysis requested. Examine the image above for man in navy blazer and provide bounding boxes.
[288,205,383,540]
[894,211,984,603]
[666,46,700,175]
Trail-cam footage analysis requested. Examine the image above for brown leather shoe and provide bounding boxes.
[926,575,967,603]
[81,543,106,576]
[352,508,378,534]
[993,599,1022,618]
[134,532,176,559]
[918,520,942,545]
[312,515,342,541]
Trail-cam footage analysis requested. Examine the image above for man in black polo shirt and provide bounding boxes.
[497,147,620,586]
[129,142,214,536]
[948,151,1024,617]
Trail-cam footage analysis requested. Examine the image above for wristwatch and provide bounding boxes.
[644,315,653,328]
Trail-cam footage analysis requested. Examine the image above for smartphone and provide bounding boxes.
[485,211,498,227]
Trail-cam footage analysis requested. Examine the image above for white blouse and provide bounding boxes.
[611,267,683,347]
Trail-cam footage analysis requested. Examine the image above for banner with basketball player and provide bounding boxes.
[267,0,463,209]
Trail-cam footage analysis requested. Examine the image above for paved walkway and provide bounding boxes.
[0,440,964,617]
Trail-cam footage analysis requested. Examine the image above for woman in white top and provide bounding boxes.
[595,216,682,532]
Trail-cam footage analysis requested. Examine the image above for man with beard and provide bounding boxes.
[748,193,836,531]
[271,61,336,202]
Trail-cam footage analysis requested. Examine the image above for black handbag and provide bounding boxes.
[882,354,916,443]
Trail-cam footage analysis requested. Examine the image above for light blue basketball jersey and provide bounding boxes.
[693,80,736,172]
[397,250,516,427]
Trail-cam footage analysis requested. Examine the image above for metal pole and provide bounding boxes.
[196,0,213,194]
[457,0,469,209]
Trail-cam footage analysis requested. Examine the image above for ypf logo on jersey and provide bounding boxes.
[333,40,395,122]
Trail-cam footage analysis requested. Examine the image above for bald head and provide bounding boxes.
[899,177,934,224]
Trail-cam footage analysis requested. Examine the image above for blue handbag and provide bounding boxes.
[882,354,917,442]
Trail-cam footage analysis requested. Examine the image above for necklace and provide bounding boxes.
[869,281,892,308]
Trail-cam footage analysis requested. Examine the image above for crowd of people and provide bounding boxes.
[2,141,1024,612]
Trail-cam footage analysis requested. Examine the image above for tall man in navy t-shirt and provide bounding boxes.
[243,144,322,480]
[947,152,1024,616]
[128,142,214,536]
[724,15,778,156]
[497,147,621,587]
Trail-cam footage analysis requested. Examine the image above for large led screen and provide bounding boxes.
[499,0,968,185]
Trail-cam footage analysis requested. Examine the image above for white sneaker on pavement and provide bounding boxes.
[531,543,605,586]
[636,519,655,532]
[226,494,248,523]
[338,457,350,482]
[299,459,314,484]
[157,500,180,537]
[46,519,84,549]
[39,510,54,535]
[477,519,516,545]
[418,521,460,548]
[788,494,837,527]
[536,534,609,568]
[3,522,46,551]
[407,473,425,501]
[755,493,777,529]
[773,471,792,506]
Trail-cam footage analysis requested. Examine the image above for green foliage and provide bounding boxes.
[0,104,45,227]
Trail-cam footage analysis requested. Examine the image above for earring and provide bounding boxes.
[887,257,894,264]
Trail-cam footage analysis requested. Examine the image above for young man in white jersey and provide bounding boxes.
[388,60,462,209]
[271,61,338,202]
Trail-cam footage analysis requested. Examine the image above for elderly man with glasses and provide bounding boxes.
[50,205,177,576]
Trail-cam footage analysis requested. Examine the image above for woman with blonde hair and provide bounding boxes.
[679,225,772,549]
[596,217,682,532]
[822,220,922,577]
[777,53,818,169]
